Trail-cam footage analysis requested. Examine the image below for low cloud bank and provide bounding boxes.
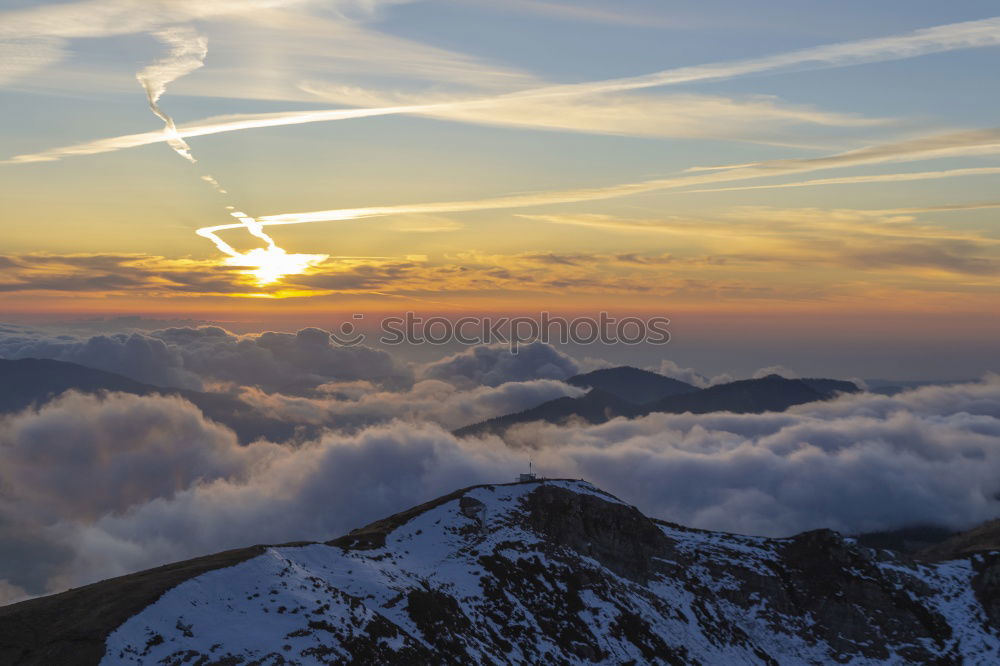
[238,378,583,431]
[0,325,412,393]
[654,359,733,388]
[1,377,999,603]
[420,342,581,388]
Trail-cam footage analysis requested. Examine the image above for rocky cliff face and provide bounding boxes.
[3,480,999,665]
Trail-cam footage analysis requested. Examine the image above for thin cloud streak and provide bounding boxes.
[6,15,1000,164]
[0,37,65,86]
[0,93,872,165]
[0,0,306,40]
[233,129,1000,236]
[509,16,1000,100]
[878,201,1000,214]
[688,166,1000,194]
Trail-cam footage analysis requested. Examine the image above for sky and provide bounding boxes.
[2,1,1000,604]
[1,0,999,378]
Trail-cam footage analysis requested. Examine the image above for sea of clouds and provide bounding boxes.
[0,324,998,603]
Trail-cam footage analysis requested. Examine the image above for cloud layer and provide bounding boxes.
[1,364,998,604]
[0,325,411,392]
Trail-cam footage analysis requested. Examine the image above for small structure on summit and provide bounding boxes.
[517,460,537,482]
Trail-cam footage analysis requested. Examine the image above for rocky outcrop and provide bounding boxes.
[522,484,671,582]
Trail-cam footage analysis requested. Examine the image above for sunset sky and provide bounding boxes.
[2,0,998,378]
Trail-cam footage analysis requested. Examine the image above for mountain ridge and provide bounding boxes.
[565,367,697,405]
[3,479,999,665]
[455,371,860,438]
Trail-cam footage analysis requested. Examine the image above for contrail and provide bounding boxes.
[2,104,451,164]
[195,163,1000,248]
[136,28,207,164]
[7,15,1000,164]
[135,27,327,282]
[497,15,1000,100]
[135,28,249,238]
[206,128,998,236]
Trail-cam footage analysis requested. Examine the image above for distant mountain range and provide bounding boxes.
[455,367,859,437]
[3,479,999,664]
[0,358,306,444]
[2,359,860,444]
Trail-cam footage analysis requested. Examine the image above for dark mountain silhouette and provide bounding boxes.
[455,371,859,437]
[854,524,957,555]
[917,519,1000,562]
[3,479,999,665]
[0,358,305,444]
[799,377,866,396]
[565,366,696,404]
[453,388,640,437]
[642,374,857,415]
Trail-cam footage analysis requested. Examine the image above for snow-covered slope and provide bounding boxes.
[91,479,1000,665]
[5,479,1000,664]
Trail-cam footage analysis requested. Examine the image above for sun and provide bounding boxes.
[225,246,329,286]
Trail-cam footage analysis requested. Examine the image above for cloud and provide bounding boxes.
[0,392,271,522]
[5,223,996,304]
[0,580,30,606]
[0,0,306,41]
[0,325,412,393]
[304,83,885,141]
[238,127,1000,233]
[520,207,1000,279]
[9,13,999,161]
[387,215,465,233]
[502,376,1000,537]
[0,326,197,389]
[478,0,686,28]
[0,390,284,597]
[689,165,1000,195]
[0,253,260,295]
[238,377,583,431]
[419,342,581,388]
[654,360,731,388]
[15,408,523,596]
[0,0,307,93]
[1,105,441,165]
[533,16,1000,97]
[0,37,65,86]
[135,26,208,164]
[2,375,1000,602]
[1,88,877,165]
[837,240,1000,275]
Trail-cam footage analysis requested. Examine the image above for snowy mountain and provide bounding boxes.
[3,479,1000,665]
